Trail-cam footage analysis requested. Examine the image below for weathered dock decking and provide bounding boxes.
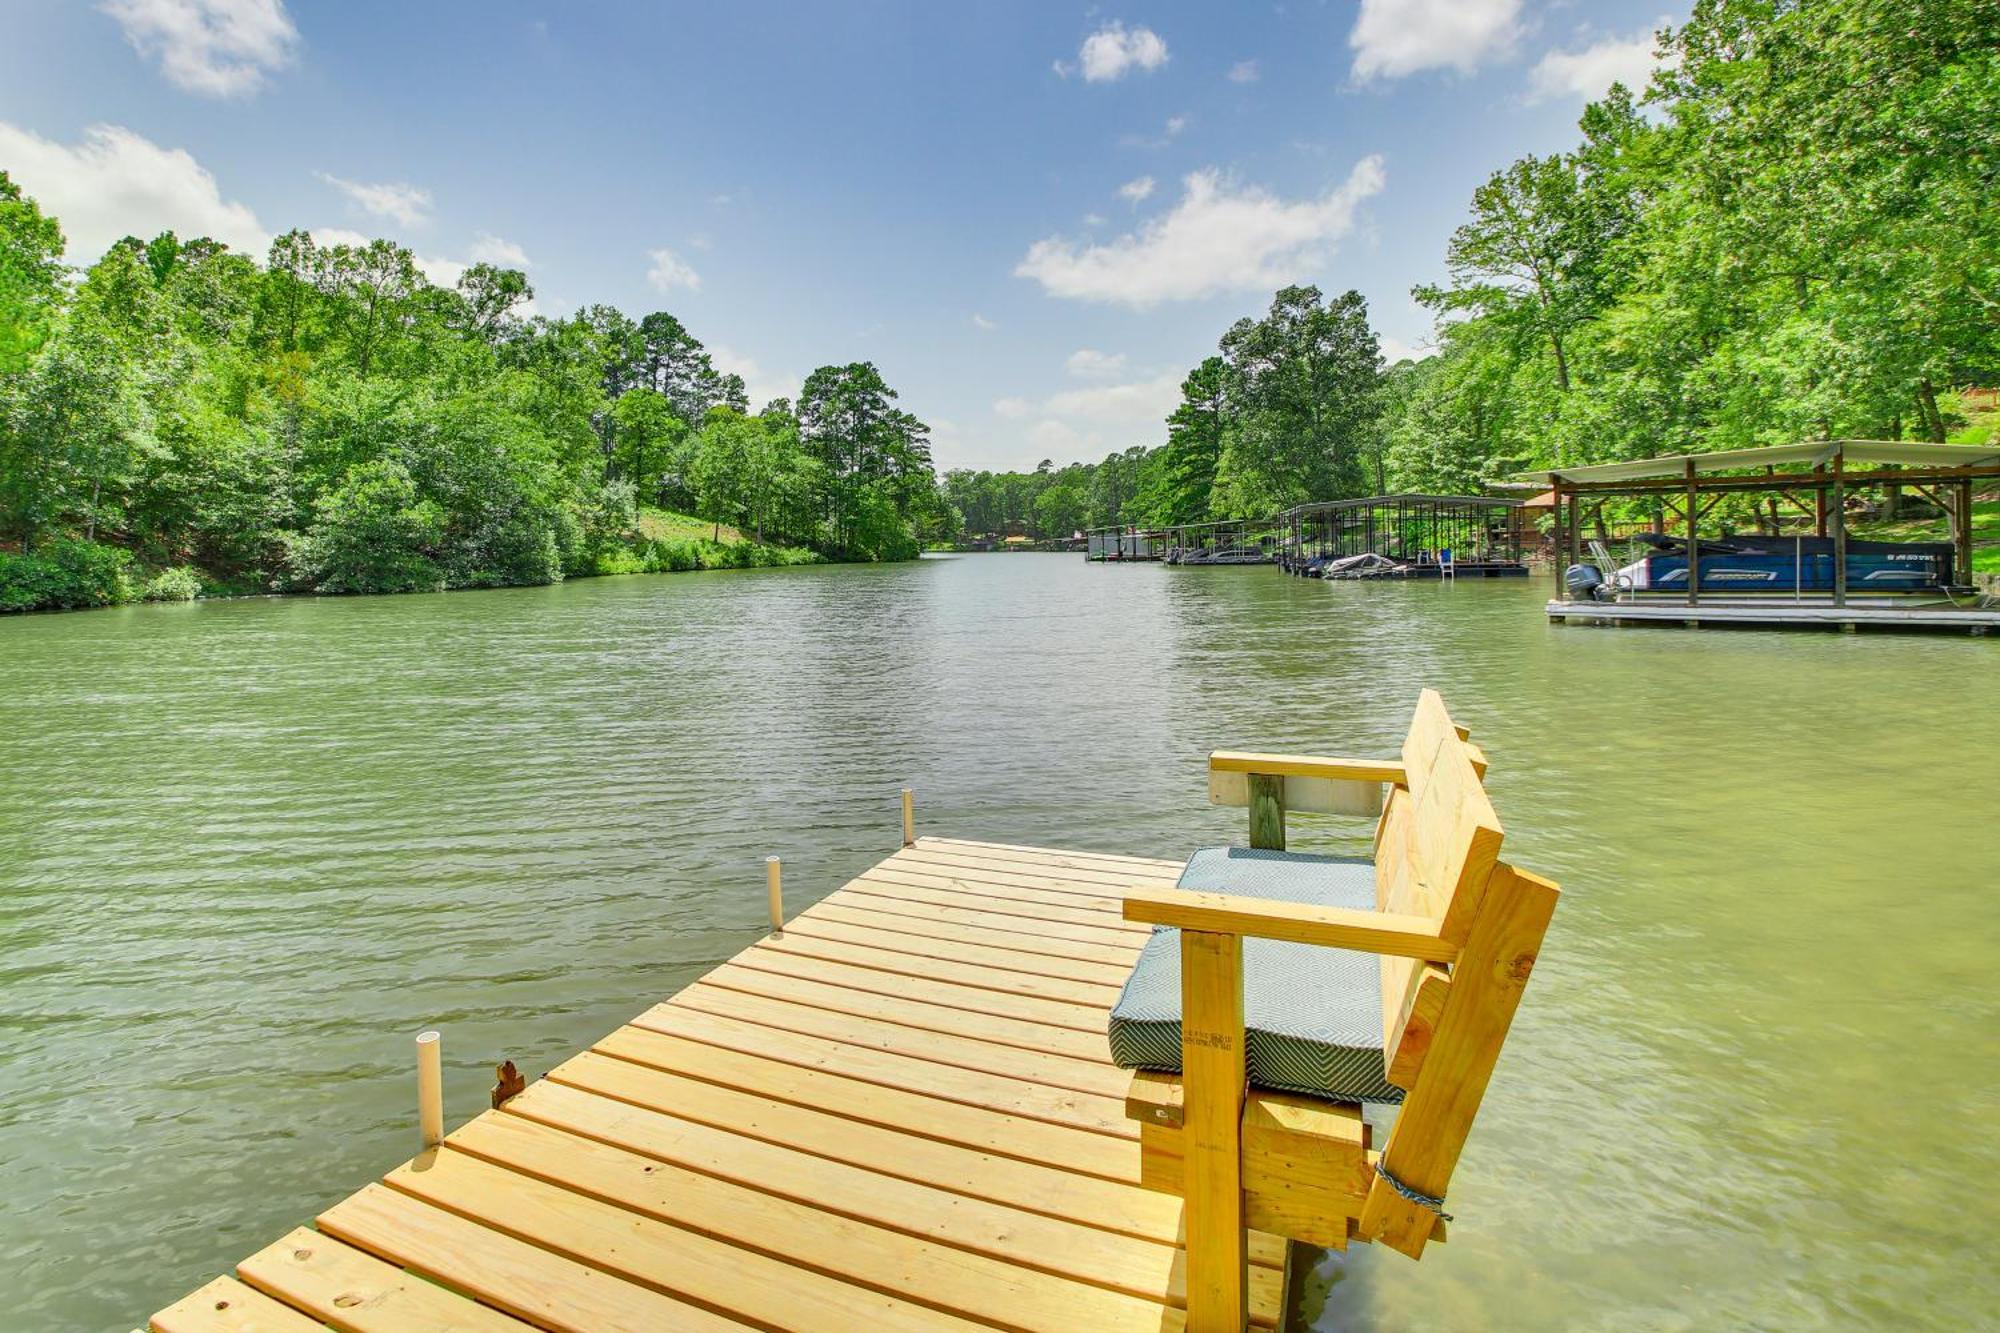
[149,837,1295,1332]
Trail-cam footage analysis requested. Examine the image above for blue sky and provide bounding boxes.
[0,1,1676,472]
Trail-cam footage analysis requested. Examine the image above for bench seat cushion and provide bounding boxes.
[1106,847,1403,1104]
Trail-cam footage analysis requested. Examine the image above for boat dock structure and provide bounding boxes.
[1527,440,2000,633]
[149,834,1300,1332]
[1273,495,1528,578]
[1082,493,1528,575]
[146,689,1556,1333]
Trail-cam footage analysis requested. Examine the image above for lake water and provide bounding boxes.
[2,553,1994,1330]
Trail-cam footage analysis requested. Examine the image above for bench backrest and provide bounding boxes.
[1366,689,1558,1256]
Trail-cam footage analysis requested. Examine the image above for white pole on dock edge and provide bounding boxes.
[416,1029,443,1148]
[766,856,784,933]
[901,788,915,847]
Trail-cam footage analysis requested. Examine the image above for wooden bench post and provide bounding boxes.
[1246,774,1285,851]
[1180,928,1248,1331]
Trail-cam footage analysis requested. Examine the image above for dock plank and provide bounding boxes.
[784,910,1136,983]
[805,899,1143,964]
[661,984,1134,1100]
[843,874,1153,933]
[702,958,1113,1058]
[151,1277,321,1333]
[451,1109,1282,1329]
[753,929,1125,1007]
[320,1183,753,1331]
[589,1028,1146,1179]
[236,1227,530,1331]
[523,1061,1287,1266]
[150,840,1289,1333]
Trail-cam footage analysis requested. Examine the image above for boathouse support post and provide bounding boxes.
[1179,928,1249,1333]
[901,789,915,847]
[416,1029,443,1149]
[1957,481,1975,585]
[1549,475,1564,583]
[1247,774,1285,852]
[1685,460,1700,608]
[1831,453,1848,606]
[766,856,783,933]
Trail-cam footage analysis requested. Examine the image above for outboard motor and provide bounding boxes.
[1564,563,1604,600]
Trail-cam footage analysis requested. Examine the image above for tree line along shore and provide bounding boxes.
[3,3,1992,611]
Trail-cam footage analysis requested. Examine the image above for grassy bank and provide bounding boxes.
[0,507,821,614]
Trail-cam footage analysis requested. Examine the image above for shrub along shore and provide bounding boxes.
[0,506,820,613]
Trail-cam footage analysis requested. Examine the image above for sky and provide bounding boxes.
[0,1,1678,473]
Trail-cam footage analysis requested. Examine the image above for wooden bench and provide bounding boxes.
[1119,690,1559,1331]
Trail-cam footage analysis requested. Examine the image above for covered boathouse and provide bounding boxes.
[1524,439,2000,631]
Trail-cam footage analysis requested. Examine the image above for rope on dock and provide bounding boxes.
[1373,1161,1454,1221]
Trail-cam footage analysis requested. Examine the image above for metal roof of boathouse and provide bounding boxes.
[1514,439,2000,486]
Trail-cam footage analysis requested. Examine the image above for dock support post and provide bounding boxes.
[1180,929,1248,1333]
[901,788,915,848]
[1957,481,1975,585]
[766,856,784,933]
[1831,452,1848,607]
[1685,459,1700,608]
[1247,774,1285,852]
[416,1030,443,1149]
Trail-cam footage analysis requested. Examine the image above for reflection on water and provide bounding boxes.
[1,554,1994,1329]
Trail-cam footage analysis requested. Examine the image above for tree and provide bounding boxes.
[1215,286,1381,514]
[1156,358,1227,524]
[609,387,687,504]
[316,238,422,377]
[455,263,534,341]
[0,316,152,549]
[0,170,67,373]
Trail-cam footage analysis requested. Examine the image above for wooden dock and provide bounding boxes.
[148,837,1296,1332]
[1547,597,2000,632]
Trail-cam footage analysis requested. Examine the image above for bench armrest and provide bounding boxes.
[1209,751,1406,783]
[1123,884,1457,963]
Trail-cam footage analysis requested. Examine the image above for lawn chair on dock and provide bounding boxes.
[1111,690,1559,1331]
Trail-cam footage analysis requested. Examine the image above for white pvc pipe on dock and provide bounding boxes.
[416,1029,443,1148]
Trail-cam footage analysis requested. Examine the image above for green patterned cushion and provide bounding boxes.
[1107,847,1403,1104]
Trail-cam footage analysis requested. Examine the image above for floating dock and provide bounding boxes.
[148,837,1296,1332]
[1547,598,2000,632]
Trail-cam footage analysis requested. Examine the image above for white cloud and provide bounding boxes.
[1028,418,1092,453]
[0,121,267,260]
[647,247,701,293]
[993,367,1180,466]
[1065,348,1129,379]
[102,0,299,97]
[709,343,798,409]
[1527,23,1664,102]
[1350,0,1522,81]
[970,313,996,331]
[466,232,531,268]
[314,171,431,227]
[1075,22,1168,82]
[1228,59,1260,84]
[1380,334,1438,364]
[1165,114,1188,136]
[1045,370,1182,424]
[1082,212,1108,227]
[1015,156,1387,308]
[1118,175,1156,204]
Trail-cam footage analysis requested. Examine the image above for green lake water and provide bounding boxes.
[2,553,1995,1330]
